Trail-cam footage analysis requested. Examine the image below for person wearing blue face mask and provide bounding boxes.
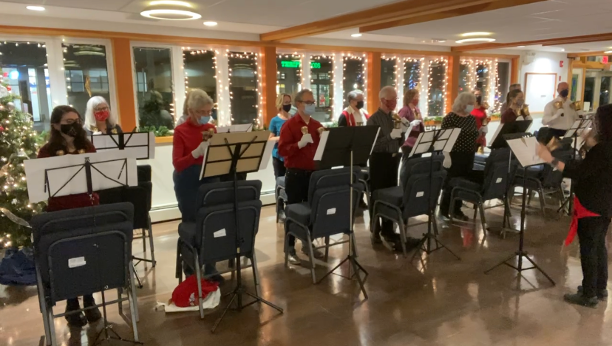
[172,89,223,282]
[439,91,480,221]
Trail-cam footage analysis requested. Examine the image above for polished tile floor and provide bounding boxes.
[2,200,612,346]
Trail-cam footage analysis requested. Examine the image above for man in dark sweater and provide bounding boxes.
[537,103,612,308]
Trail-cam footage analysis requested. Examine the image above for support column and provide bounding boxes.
[261,46,277,127]
[511,56,520,85]
[111,38,137,131]
[333,53,344,120]
[447,53,461,114]
[366,52,381,115]
[396,58,406,110]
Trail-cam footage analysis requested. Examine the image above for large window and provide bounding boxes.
[343,56,365,108]
[428,59,446,117]
[497,61,510,107]
[133,47,174,130]
[601,77,611,107]
[276,54,302,97]
[310,55,333,122]
[228,51,258,125]
[381,58,396,87]
[476,63,489,100]
[459,61,470,93]
[0,41,51,132]
[403,59,421,93]
[63,44,110,117]
[183,49,217,121]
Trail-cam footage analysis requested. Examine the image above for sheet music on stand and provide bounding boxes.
[199,131,272,179]
[216,124,253,133]
[505,135,545,167]
[409,128,461,157]
[24,150,138,203]
[564,119,592,138]
[90,131,155,160]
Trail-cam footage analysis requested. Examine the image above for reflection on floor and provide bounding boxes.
[1,201,611,346]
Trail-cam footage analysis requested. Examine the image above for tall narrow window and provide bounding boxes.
[381,58,396,88]
[183,49,217,121]
[428,59,447,117]
[476,63,490,99]
[497,61,510,107]
[310,55,334,122]
[403,59,421,93]
[459,61,470,93]
[0,41,51,132]
[133,47,174,130]
[228,51,258,125]
[276,54,302,97]
[343,55,365,108]
[63,44,110,117]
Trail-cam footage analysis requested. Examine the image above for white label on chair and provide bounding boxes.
[68,257,86,268]
[327,208,337,215]
[416,192,424,197]
[496,178,503,183]
[214,229,227,238]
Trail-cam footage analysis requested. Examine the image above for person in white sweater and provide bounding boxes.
[543,82,582,137]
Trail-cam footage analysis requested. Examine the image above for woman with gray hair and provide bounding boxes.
[84,96,122,134]
[338,90,369,126]
[439,91,480,221]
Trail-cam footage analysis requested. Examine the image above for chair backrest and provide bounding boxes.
[30,203,134,304]
[400,156,444,188]
[307,167,357,203]
[541,147,574,188]
[193,180,262,262]
[137,164,151,183]
[402,170,446,219]
[97,185,151,230]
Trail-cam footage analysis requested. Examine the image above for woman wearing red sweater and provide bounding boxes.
[172,89,222,281]
[471,88,489,151]
[37,105,102,327]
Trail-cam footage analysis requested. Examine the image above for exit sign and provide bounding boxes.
[280,60,321,69]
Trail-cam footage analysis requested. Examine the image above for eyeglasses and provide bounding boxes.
[192,109,212,116]
[94,106,110,112]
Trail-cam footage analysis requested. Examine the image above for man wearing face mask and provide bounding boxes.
[543,82,581,138]
[339,90,369,126]
[278,89,323,265]
[367,86,408,248]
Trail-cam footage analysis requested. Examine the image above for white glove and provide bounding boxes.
[479,125,488,134]
[298,134,313,149]
[390,128,403,139]
[191,141,209,159]
[410,120,421,127]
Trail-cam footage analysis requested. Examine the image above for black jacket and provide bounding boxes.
[564,141,612,217]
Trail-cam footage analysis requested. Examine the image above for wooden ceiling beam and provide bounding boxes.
[260,0,500,42]
[452,32,612,52]
[359,0,544,33]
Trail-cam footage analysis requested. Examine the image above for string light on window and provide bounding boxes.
[276,52,304,95]
[381,55,399,88]
[342,53,367,109]
[181,47,216,125]
[427,57,448,117]
[310,54,335,117]
[403,57,423,91]
[226,51,260,127]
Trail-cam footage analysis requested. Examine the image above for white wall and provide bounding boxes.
[519,51,568,113]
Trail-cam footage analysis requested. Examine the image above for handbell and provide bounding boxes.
[301,126,308,135]
[392,113,402,129]
[483,101,490,109]
[546,137,561,152]
[554,100,563,110]
[571,101,582,111]
[317,127,325,135]
[522,105,531,116]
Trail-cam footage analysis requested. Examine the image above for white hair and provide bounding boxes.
[452,92,477,114]
[84,96,117,129]
[187,89,214,110]
[379,86,396,99]
[347,90,364,103]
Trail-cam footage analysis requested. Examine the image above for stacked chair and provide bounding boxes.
[175,180,263,318]
[284,167,362,283]
[276,176,287,223]
[449,148,517,234]
[32,203,140,346]
[371,156,446,257]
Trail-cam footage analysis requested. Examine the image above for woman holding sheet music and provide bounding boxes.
[172,89,223,282]
[536,104,612,308]
[37,105,102,328]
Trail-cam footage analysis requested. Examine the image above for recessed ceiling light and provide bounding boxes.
[455,38,496,44]
[460,32,492,37]
[351,33,362,38]
[140,1,201,20]
[604,50,612,54]
[517,45,526,48]
[203,21,217,27]
[26,5,45,11]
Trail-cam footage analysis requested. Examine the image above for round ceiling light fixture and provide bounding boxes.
[26,5,45,11]
[455,38,496,44]
[460,32,492,37]
[203,21,218,27]
[140,1,201,20]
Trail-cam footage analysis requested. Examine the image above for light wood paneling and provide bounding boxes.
[262,46,277,127]
[111,38,137,131]
[367,52,382,115]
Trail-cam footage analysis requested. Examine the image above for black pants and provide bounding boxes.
[369,152,402,237]
[440,151,479,216]
[285,168,312,247]
[273,157,286,179]
[578,216,611,298]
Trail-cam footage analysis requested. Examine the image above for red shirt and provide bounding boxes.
[172,120,217,172]
[38,142,99,212]
[501,108,518,124]
[471,107,487,129]
[278,114,322,171]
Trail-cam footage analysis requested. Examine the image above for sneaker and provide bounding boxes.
[577,286,608,300]
[65,303,88,328]
[563,293,599,308]
[83,298,102,323]
[287,248,301,265]
[452,212,470,222]
[302,245,324,259]
[208,274,226,285]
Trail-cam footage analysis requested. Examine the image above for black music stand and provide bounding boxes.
[407,128,461,262]
[488,121,532,236]
[313,126,380,299]
[199,131,283,333]
[485,134,556,286]
[557,118,592,215]
[90,131,155,160]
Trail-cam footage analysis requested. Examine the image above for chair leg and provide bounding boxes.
[47,305,57,346]
[194,253,205,319]
[117,288,124,316]
[147,216,156,266]
[128,263,141,331]
[473,204,478,220]
[558,186,565,207]
[538,187,546,216]
[251,254,262,297]
[175,239,183,283]
[324,236,330,262]
[478,201,487,239]
[397,219,408,258]
[306,232,316,284]
[141,228,146,260]
[527,189,533,206]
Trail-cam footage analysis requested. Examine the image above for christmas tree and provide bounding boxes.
[0,69,45,248]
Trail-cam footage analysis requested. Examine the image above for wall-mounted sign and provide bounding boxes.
[280,60,321,69]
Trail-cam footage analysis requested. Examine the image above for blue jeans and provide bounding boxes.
[173,165,220,276]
